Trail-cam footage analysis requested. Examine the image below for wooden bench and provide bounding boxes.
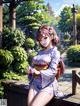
[2,70,80,106]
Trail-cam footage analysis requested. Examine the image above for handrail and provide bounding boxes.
[72,70,80,95]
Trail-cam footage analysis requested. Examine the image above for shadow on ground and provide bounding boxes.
[59,73,72,82]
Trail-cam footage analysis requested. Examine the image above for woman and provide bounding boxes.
[27,25,61,106]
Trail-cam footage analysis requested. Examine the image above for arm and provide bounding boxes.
[40,49,60,77]
[28,66,40,75]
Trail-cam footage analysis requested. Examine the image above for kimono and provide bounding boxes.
[28,46,60,96]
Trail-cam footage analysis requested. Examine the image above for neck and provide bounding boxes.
[43,43,53,51]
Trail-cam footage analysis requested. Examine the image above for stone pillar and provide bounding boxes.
[72,4,77,45]
[0,0,3,48]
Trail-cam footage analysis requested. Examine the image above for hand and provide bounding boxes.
[27,66,34,74]
[34,69,40,75]
[28,66,40,75]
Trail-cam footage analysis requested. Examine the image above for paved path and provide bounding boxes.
[58,51,80,95]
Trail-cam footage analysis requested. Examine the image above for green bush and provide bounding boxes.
[2,27,25,49]
[11,46,28,62]
[67,45,80,64]
[0,49,14,68]
[3,71,28,82]
[25,38,35,49]
[13,61,29,74]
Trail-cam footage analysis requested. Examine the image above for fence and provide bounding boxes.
[72,70,80,95]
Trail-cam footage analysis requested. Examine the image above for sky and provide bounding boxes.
[44,0,80,16]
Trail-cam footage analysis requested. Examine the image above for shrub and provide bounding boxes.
[11,46,28,62]
[0,49,14,68]
[2,27,25,49]
[25,38,35,49]
[67,45,80,64]
[13,61,29,74]
[3,71,28,82]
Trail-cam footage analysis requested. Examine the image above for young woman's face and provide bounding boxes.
[39,35,51,48]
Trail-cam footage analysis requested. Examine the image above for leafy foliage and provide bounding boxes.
[3,0,58,38]
[67,45,80,64]
[2,27,25,49]
[0,49,14,68]
[58,5,80,34]
[16,0,57,37]
[19,16,40,37]
[16,0,46,36]
[25,38,35,49]
[13,61,29,74]
[3,71,27,82]
[58,6,73,33]
[17,0,46,19]
[11,46,27,62]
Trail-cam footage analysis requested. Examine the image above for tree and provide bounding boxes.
[16,0,46,37]
[58,5,80,44]
[58,6,73,34]
[18,16,40,38]
[3,0,33,30]
[16,0,58,37]
[3,0,59,38]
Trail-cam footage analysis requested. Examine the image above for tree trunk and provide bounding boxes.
[9,0,16,30]
[0,0,3,48]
